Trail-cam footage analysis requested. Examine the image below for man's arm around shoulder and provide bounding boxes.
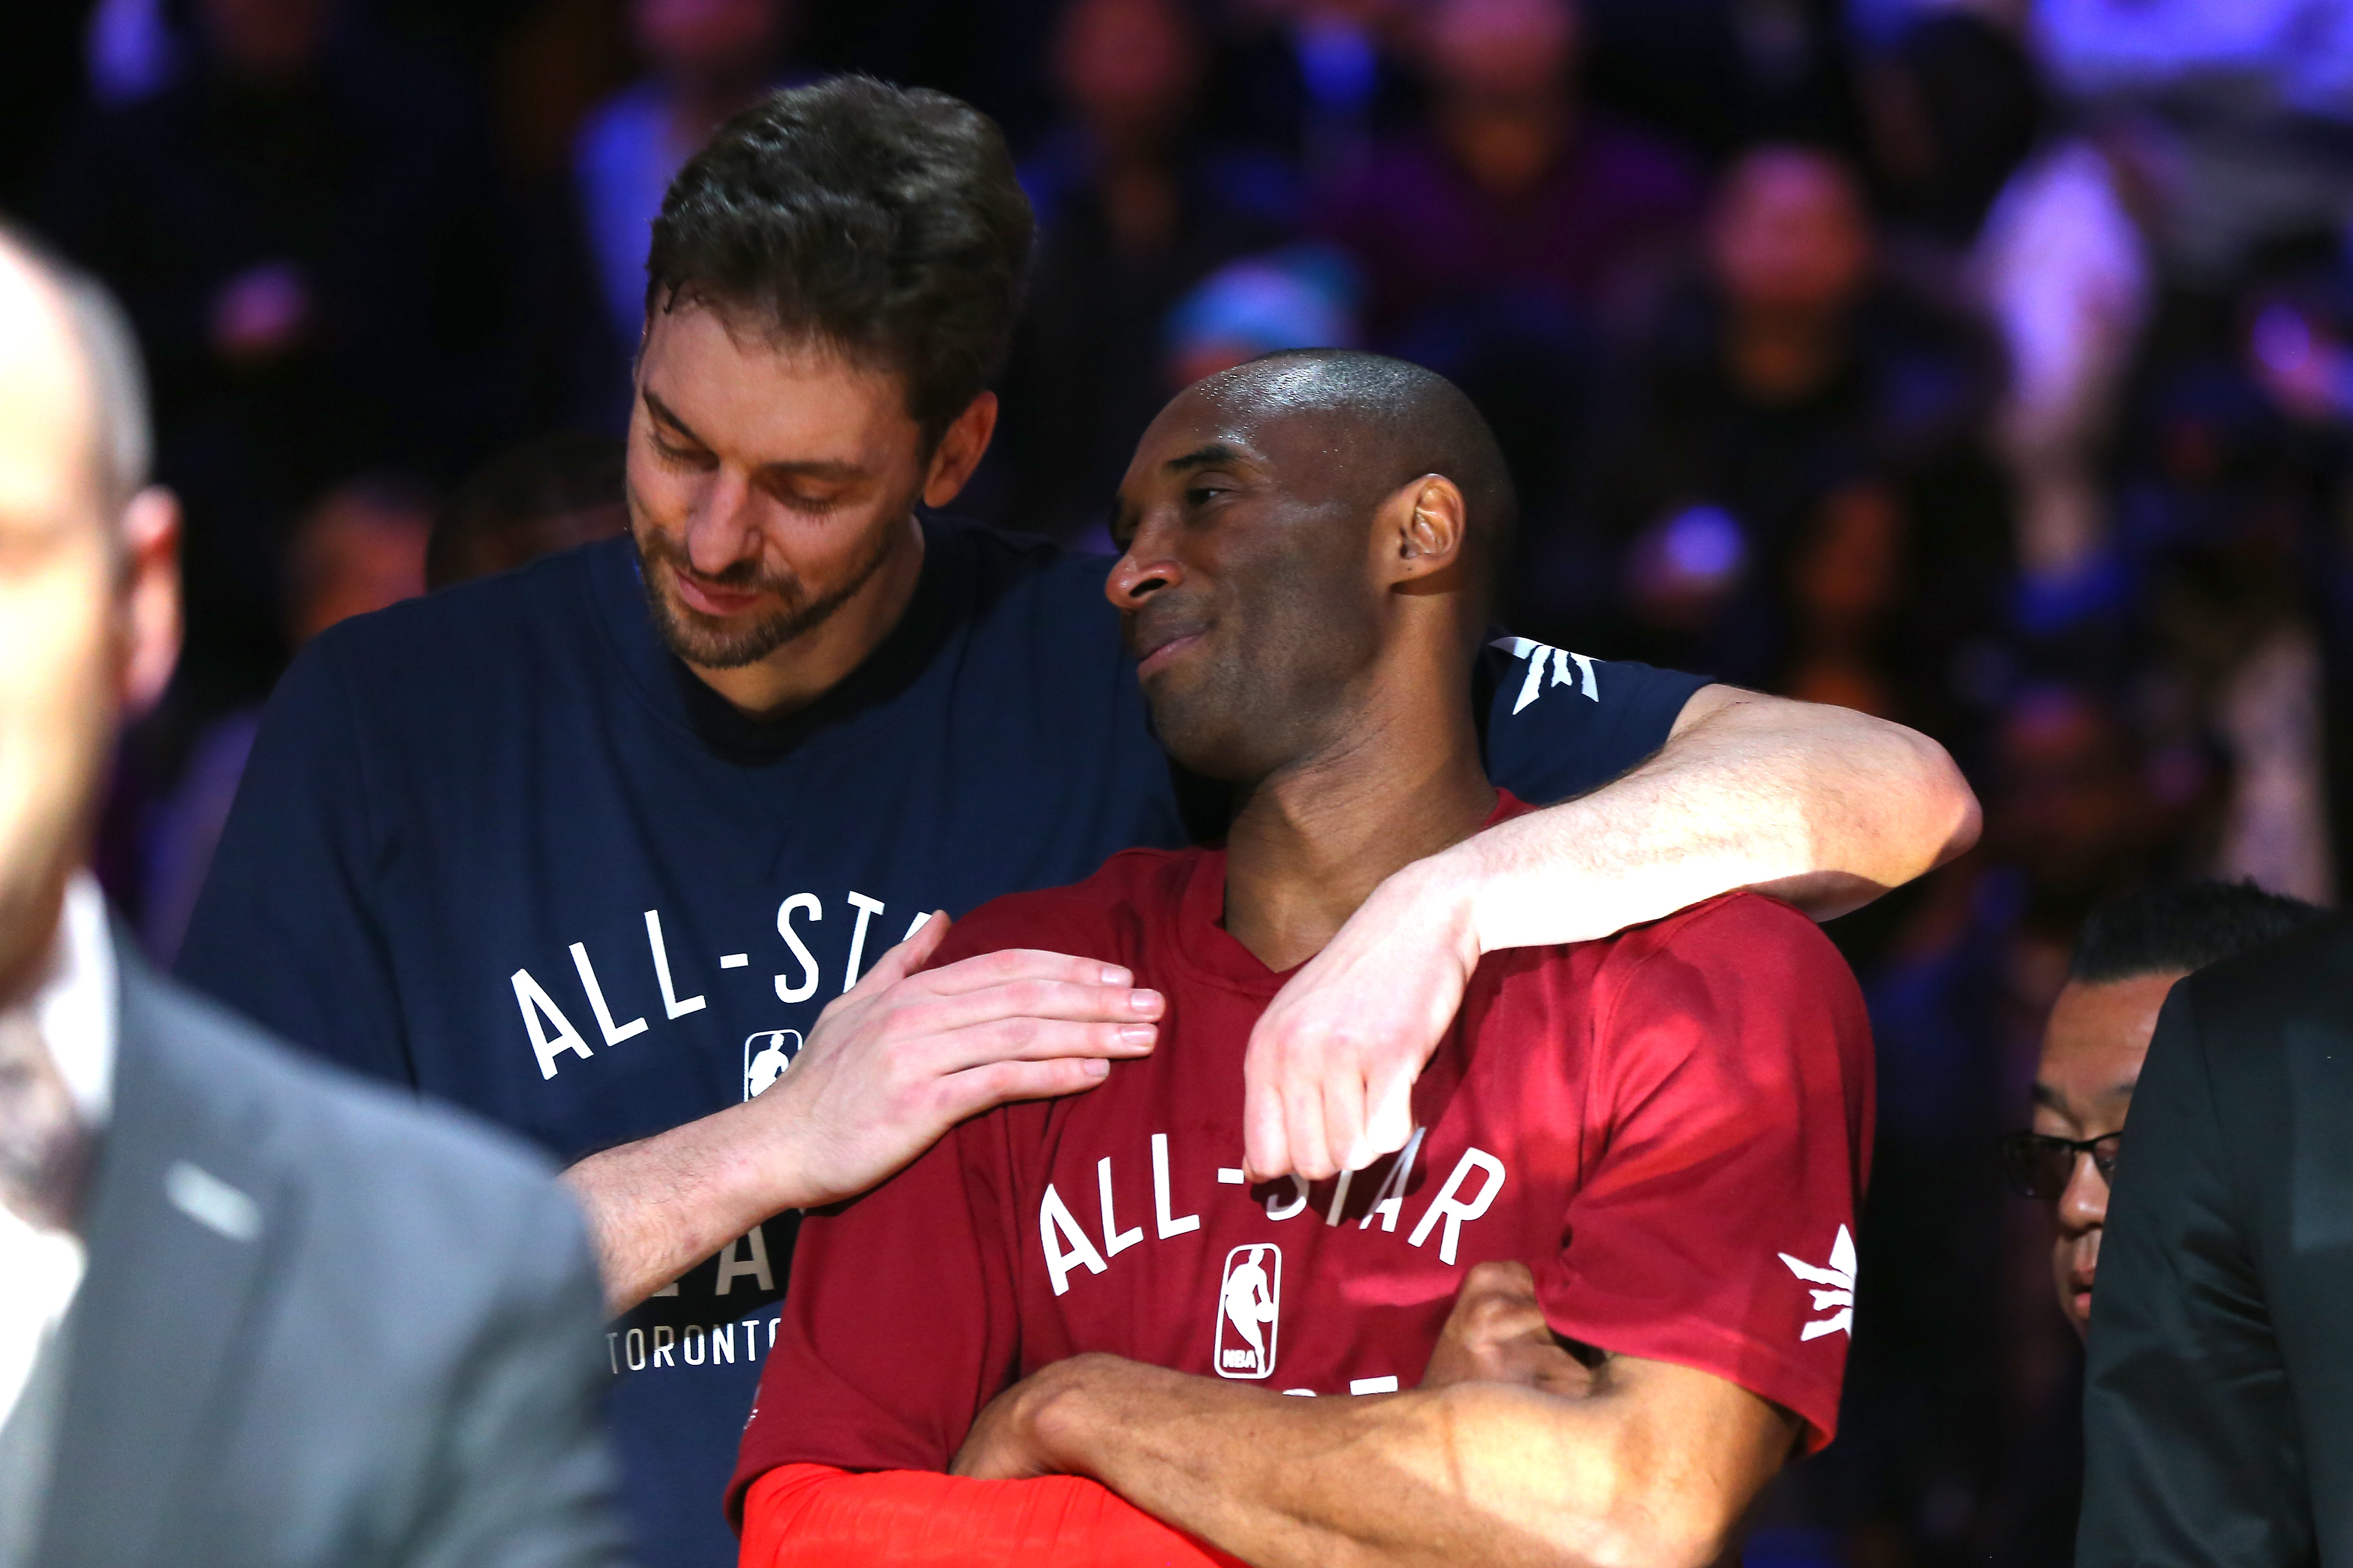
[1246,686,1973,1180]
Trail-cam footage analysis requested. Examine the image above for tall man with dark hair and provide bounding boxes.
[733,349,1873,1568]
[181,78,1974,1564]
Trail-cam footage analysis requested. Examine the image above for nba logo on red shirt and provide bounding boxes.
[1215,1243,1282,1379]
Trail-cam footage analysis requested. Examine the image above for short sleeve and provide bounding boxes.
[1475,635,1709,805]
[1536,894,1874,1452]
[731,1116,1027,1510]
[177,632,414,1086]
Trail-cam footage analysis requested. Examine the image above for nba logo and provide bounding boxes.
[742,1030,803,1102]
[1214,1243,1281,1379]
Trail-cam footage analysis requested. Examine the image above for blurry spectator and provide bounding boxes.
[2009,880,2325,1342]
[1314,0,1702,334]
[1580,0,1865,164]
[1208,0,1420,188]
[1563,144,2006,736]
[2035,0,2353,292]
[1858,8,2042,253]
[1975,138,2152,589]
[986,0,1296,541]
[575,0,796,359]
[429,432,629,589]
[139,473,434,967]
[40,0,510,718]
[1160,242,1360,387]
[1309,0,1705,556]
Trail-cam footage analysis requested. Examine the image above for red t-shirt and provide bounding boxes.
[732,795,1874,1513]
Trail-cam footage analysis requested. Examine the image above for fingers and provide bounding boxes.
[853,909,953,994]
[919,945,1134,998]
[940,1055,1120,1122]
[933,1016,1157,1075]
[1359,1057,1417,1165]
[897,972,1164,1037]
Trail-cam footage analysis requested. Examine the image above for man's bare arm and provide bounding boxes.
[564,915,1161,1312]
[1246,688,1978,1178]
[953,1266,1797,1568]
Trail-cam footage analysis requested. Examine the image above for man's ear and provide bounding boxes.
[1383,474,1467,586]
[923,391,1000,508]
[118,485,180,718]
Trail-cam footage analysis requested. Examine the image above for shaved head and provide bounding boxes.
[1188,349,1516,617]
[0,223,152,513]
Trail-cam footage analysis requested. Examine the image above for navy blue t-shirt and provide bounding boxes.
[178,522,1706,1568]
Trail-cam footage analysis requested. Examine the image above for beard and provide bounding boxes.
[633,515,905,671]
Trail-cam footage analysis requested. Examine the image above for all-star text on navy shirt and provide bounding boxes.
[178,522,1707,1568]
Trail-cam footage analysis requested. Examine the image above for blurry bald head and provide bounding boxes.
[0,226,151,517]
[0,227,175,1000]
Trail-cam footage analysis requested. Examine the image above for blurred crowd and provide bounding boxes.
[7,0,2353,1562]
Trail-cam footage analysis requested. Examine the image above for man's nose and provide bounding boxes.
[1106,547,1184,610]
[2057,1150,2108,1232]
[685,469,763,574]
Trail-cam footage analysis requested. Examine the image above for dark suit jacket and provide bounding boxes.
[2079,915,2353,1566]
[27,940,628,1568]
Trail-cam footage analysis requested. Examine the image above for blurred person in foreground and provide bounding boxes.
[2009,880,2325,1341]
[2076,899,2353,1563]
[733,351,1873,1568]
[0,229,624,1567]
[176,78,1977,1566]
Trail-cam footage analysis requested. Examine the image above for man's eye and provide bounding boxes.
[1184,485,1226,507]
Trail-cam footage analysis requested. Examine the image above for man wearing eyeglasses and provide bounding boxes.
[2004,880,2321,1339]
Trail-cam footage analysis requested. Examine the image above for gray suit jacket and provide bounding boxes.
[24,939,629,1568]
[2079,914,2353,1566]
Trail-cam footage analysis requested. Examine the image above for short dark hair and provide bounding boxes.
[645,76,1034,445]
[2070,879,2328,984]
[1206,348,1519,618]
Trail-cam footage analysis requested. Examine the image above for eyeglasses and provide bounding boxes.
[2000,1131,2121,1200]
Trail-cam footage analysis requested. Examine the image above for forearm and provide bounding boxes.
[563,1102,813,1314]
[1459,690,1977,949]
[1023,1359,1749,1568]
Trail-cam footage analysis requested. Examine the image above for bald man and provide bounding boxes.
[730,352,1874,1568]
[0,228,624,1567]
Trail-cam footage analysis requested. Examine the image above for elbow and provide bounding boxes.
[1907,727,1981,870]
[1850,713,1978,875]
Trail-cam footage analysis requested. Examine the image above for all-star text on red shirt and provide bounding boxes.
[733,794,1875,1508]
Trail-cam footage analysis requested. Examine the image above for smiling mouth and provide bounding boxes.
[1137,629,1204,679]
[671,568,769,619]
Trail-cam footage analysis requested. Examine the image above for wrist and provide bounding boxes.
[1021,1353,1117,1475]
[1396,836,1495,965]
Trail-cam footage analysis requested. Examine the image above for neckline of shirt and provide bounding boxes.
[1163,788,1529,996]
